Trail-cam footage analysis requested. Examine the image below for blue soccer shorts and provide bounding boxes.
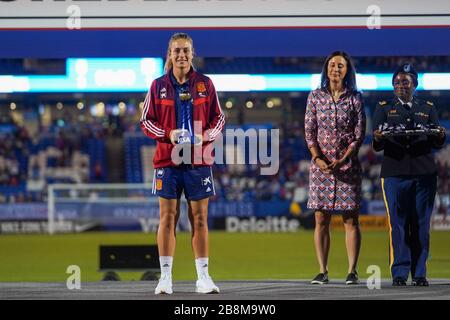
[152,165,216,201]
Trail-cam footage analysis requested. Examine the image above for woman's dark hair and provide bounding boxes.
[320,51,357,93]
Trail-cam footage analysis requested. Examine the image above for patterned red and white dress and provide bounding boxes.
[304,89,366,211]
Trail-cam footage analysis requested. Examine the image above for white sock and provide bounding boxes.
[159,256,173,277]
[195,257,209,279]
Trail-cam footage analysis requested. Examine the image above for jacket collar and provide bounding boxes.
[164,67,196,85]
[394,95,417,106]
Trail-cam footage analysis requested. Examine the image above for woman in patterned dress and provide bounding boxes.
[304,51,366,285]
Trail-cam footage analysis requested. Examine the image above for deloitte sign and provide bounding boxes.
[225,217,300,233]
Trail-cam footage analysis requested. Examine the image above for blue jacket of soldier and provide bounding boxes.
[372,97,446,177]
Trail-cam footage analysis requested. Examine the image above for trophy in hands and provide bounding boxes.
[170,129,202,145]
[170,89,203,146]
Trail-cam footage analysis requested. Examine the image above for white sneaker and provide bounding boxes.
[155,274,173,295]
[195,275,220,294]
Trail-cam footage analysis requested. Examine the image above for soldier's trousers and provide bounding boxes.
[381,175,437,280]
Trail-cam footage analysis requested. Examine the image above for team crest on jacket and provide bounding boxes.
[159,87,167,99]
[196,82,207,97]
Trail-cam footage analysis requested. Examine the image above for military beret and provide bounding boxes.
[392,63,418,87]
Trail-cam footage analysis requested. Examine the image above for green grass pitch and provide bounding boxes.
[1,231,449,282]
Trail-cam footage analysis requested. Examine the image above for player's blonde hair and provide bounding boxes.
[164,33,195,73]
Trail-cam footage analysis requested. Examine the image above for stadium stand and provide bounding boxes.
[0,56,449,211]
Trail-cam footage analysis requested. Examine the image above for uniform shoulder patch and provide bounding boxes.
[378,101,387,106]
[426,101,434,107]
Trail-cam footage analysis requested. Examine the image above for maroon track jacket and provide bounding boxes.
[140,70,225,168]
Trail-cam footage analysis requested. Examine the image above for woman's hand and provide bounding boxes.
[194,133,203,146]
[373,130,385,142]
[316,158,332,174]
[169,129,183,145]
[437,126,446,139]
[328,158,346,173]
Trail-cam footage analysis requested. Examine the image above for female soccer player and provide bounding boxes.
[140,33,225,294]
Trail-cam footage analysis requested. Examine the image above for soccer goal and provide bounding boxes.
[47,183,190,234]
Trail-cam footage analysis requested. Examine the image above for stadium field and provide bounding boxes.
[1,231,450,282]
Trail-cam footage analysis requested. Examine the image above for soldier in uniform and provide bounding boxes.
[372,63,446,286]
